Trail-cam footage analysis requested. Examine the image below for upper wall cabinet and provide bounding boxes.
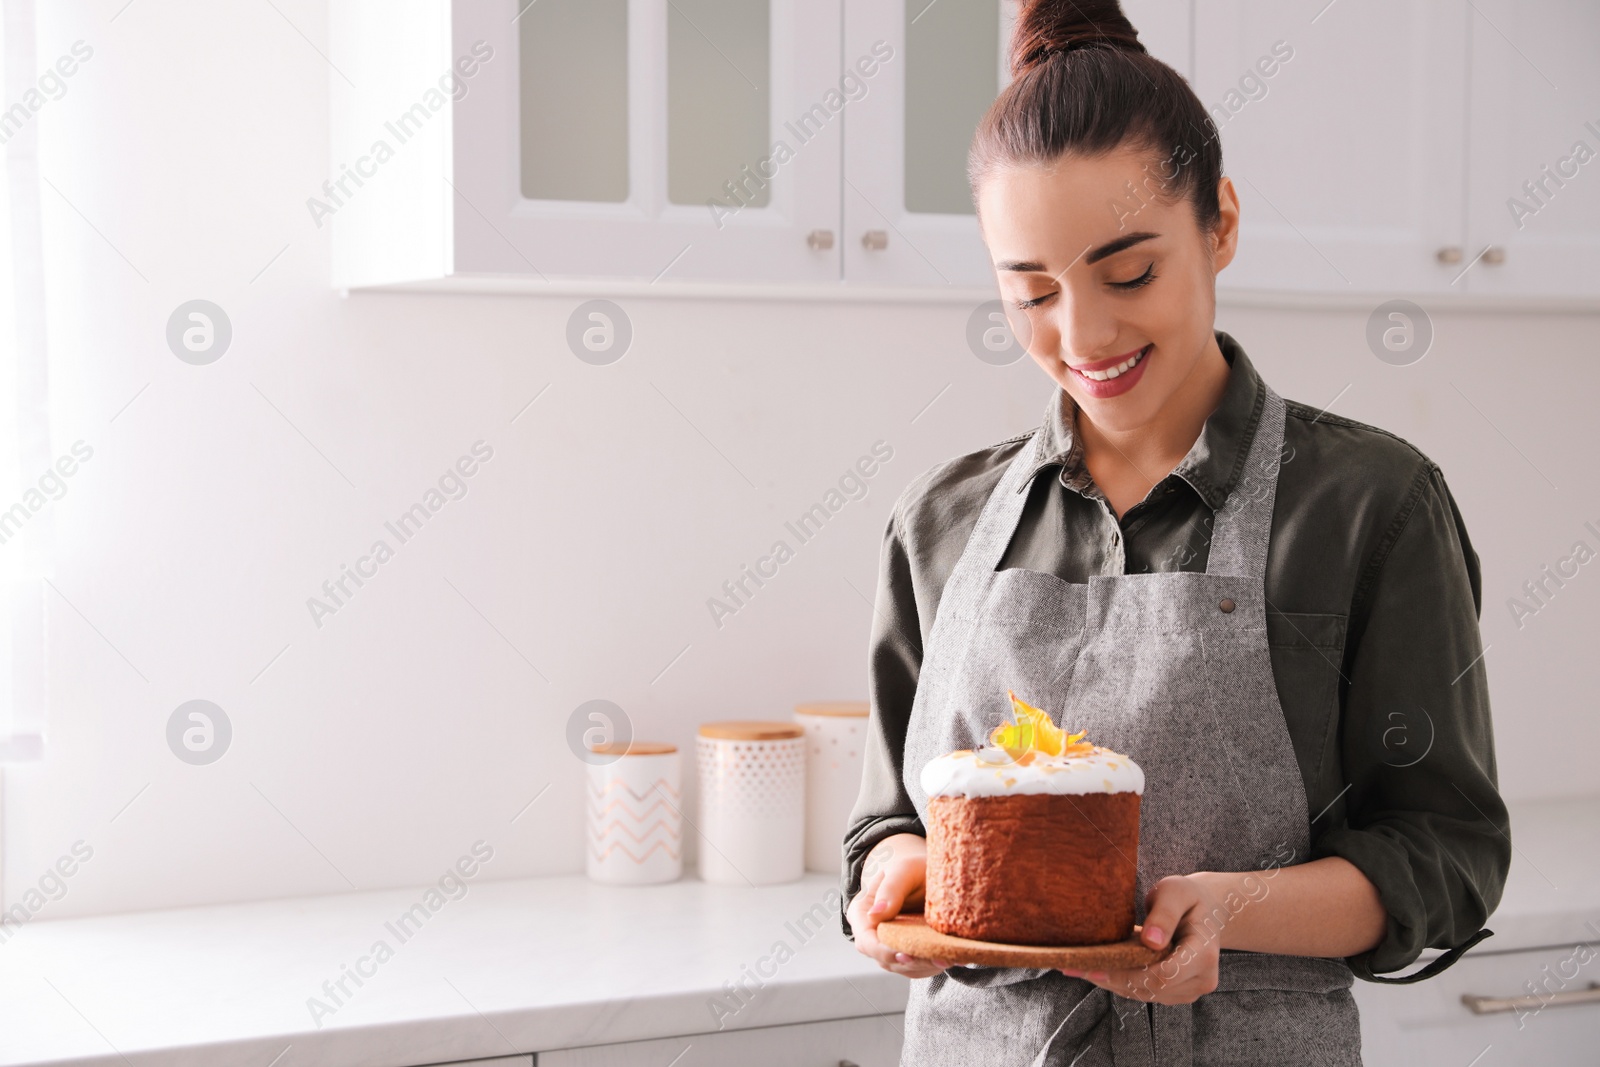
[330,0,843,288]
[1462,0,1600,297]
[330,1,1599,302]
[1194,0,1600,299]
[839,0,1190,289]
[1193,1,1468,295]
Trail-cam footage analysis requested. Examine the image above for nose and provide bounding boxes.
[1054,291,1119,364]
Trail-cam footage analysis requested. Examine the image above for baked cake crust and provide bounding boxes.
[924,791,1140,945]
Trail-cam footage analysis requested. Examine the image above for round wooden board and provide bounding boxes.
[876,914,1169,970]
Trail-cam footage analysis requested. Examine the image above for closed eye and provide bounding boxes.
[1010,263,1158,309]
[1110,264,1157,290]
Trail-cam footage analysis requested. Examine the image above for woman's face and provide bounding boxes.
[976,145,1240,435]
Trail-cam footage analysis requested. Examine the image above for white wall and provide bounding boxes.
[5,1,1597,921]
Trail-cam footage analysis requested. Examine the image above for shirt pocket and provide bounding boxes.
[1265,612,1348,812]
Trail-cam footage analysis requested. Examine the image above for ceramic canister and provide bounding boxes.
[794,701,870,873]
[586,741,682,885]
[696,721,805,885]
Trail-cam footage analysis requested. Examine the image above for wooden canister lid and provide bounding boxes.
[794,700,869,718]
[588,741,677,756]
[698,720,805,741]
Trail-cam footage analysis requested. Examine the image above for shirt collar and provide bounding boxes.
[1021,330,1265,511]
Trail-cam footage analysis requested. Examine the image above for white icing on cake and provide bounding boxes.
[921,744,1144,798]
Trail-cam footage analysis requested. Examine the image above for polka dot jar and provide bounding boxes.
[794,701,869,874]
[696,721,805,885]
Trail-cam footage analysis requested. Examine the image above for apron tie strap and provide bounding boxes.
[1026,985,1191,1067]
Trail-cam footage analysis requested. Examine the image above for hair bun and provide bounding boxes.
[1010,0,1146,78]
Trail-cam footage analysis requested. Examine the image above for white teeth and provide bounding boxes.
[1079,348,1145,382]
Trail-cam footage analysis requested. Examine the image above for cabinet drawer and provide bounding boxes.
[1353,942,1600,1066]
[537,1013,904,1067]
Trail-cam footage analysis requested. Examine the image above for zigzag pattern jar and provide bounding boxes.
[696,721,805,885]
[585,741,682,885]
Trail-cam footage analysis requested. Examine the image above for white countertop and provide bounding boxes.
[0,872,905,1067]
[2,796,1595,1067]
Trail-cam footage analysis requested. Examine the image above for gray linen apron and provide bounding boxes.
[898,383,1363,1066]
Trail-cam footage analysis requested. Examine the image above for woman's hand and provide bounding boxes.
[847,833,954,979]
[1059,873,1228,1004]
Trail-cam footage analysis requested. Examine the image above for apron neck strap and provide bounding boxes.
[1203,381,1286,579]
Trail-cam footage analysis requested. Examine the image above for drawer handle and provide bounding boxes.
[1462,982,1600,1014]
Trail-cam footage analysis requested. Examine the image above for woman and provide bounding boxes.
[840,2,1510,1064]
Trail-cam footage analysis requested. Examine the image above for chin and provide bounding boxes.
[1070,388,1165,432]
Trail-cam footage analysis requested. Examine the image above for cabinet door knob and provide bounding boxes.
[1435,246,1463,265]
[1482,245,1507,265]
[861,230,889,251]
[807,229,834,251]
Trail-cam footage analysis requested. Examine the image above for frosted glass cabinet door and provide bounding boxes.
[842,0,1006,289]
[1462,0,1600,298]
[451,0,842,283]
[842,0,1191,290]
[1194,0,1469,295]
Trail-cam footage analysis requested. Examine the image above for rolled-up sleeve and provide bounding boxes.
[1310,461,1511,980]
[839,506,927,941]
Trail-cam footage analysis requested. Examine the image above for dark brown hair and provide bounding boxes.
[969,0,1223,234]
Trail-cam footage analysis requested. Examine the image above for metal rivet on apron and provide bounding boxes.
[1219,598,1236,613]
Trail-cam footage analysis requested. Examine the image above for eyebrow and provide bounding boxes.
[996,231,1160,273]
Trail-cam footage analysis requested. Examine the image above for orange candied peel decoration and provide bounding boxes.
[989,690,1095,759]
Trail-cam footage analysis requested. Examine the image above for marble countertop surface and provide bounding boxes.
[0,871,905,1067]
[2,796,1594,1067]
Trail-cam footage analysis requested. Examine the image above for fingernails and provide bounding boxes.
[869,899,886,913]
[1059,968,1083,977]
[1145,926,1166,946]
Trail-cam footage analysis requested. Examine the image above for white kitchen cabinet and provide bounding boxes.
[1195,0,1600,300]
[839,0,1190,290]
[536,1012,905,1067]
[839,0,1007,289]
[331,1,1599,302]
[1193,0,1470,296]
[1462,0,1600,297]
[330,0,1188,296]
[330,0,843,288]
[1353,942,1600,1065]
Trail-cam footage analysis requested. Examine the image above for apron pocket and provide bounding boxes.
[1265,611,1348,804]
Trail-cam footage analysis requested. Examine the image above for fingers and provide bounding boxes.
[890,953,953,978]
[1061,928,1219,1004]
[1140,874,1199,951]
[849,842,936,977]
[1064,964,1200,1004]
[849,887,926,974]
[868,857,923,923]
[848,890,955,977]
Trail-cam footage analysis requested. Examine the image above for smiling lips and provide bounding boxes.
[1066,344,1152,399]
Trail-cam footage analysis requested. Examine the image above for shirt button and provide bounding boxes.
[1219,598,1236,613]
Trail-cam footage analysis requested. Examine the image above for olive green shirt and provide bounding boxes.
[839,331,1510,981]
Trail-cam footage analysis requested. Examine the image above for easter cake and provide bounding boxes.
[919,692,1144,946]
